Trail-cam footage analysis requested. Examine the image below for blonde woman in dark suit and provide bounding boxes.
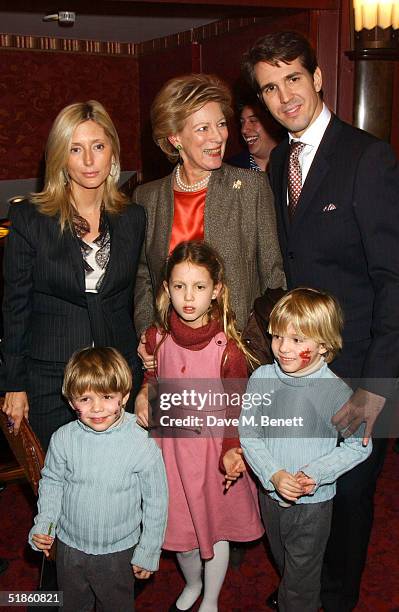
[1,101,145,450]
[133,74,285,342]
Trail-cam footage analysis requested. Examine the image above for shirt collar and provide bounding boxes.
[289,103,331,149]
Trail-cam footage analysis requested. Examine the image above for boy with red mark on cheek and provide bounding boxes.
[239,288,372,611]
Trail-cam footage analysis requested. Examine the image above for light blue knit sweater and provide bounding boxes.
[29,413,168,571]
[239,362,372,504]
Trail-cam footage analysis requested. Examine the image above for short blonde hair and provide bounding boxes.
[268,288,343,363]
[32,100,127,231]
[151,74,233,163]
[63,347,132,400]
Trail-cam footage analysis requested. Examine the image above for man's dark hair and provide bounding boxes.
[242,31,318,92]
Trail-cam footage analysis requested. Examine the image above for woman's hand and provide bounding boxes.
[2,391,29,435]
[137,332,157,370]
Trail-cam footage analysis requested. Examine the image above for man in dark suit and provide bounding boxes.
[243,31,399,612]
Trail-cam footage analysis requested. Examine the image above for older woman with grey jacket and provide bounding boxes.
[134,73,284,336]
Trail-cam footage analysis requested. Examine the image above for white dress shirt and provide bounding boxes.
[287,103,331,204]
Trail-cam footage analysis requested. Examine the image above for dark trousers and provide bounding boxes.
[321,341,391,611]
[321,437,388,612]
[27,360,74,452]
[260,493,333,612]
[57,541,135,612]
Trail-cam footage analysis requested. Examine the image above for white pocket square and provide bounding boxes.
[322,203,337,212]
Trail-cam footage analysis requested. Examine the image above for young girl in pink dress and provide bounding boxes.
[135,241,264,612]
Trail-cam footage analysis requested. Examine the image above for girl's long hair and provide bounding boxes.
[31,100,127,232]
[156,241,258,368]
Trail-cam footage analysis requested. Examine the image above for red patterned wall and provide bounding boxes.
[138,45,193,181]
[0,50,139,180]
[201,11,310,158]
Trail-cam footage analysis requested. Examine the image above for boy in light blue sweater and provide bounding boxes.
[29,347,168,612]
[239,289,372,612]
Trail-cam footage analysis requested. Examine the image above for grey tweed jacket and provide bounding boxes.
[133,163,285,333]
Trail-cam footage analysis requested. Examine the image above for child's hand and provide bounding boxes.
[135,389,151,429]
[294,471,316,495]
[223,448,246,491]
[31,534,54,558]
[271,469,304,502]
[132,564,153,579]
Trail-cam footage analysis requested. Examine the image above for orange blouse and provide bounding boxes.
[169,188,207,254]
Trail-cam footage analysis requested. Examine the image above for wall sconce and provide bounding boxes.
[349,1,399,140]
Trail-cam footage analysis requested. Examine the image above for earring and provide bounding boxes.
[62,168,70,185]
[175,144,183,152]
[109,161,117,178]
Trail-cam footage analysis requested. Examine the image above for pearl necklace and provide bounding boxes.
[175,165,211,192]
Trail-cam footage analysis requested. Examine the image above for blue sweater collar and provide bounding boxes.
[273,360,329,386]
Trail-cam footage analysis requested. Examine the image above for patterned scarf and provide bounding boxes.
[72,208,111,291]
[249,153,261,172]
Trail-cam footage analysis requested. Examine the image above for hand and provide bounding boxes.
[135,388,151,429]
[271,469,304,502]
[132,564,153,579]
[138,332,156,371]
[2,391,29,435]
[331,388,385,445]
[31,534,54,558]
[223,448,246,491]
[294,471,316,495]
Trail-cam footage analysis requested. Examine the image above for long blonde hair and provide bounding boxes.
[31,100,127,231]
[156,241,258,368]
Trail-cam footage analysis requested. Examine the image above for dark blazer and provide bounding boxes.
[226,150,252,170]
[132,163,285,334]
[2,200,145,391]
[269,114,399,382]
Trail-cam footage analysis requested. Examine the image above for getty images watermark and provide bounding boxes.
[147,378,398,438]
[157,388,303,430]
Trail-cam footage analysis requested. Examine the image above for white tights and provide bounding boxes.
[175,540,230,612]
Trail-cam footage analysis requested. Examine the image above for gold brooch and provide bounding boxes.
[233,180,242,190]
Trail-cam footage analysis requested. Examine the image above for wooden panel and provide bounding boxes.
[200,11,310,158]
[336,0,355,123]
[311,10,340,112]
[132,0,339,9]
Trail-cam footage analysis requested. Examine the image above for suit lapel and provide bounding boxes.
[99,212,116,294]
[152,173,174,282]
[62,226,85,291]
[205,164,226,242]
[289,115,343,232]
[270,139,290,245]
